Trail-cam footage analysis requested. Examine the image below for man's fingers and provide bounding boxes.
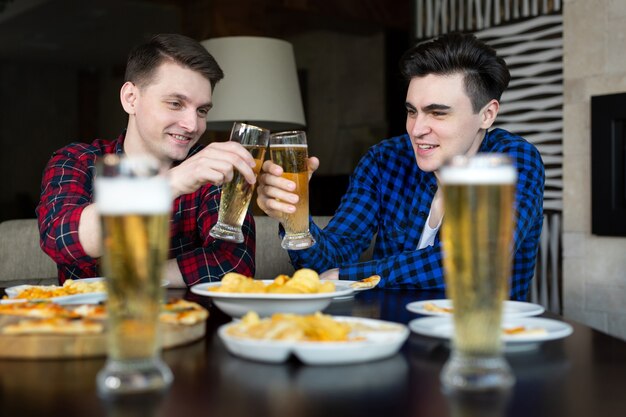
[200,143,257,184]
[262,160,284,176]
[307,156,320,172]
[260,171,295,192]
[256,156,319,218]
[263,184,299,204]
[209,141,256,165]
[307,157,319,180]
[256,192,294,218]
[264,197,296,214]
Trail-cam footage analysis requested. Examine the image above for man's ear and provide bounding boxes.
[480,99,500,129]
[120,81,138,115]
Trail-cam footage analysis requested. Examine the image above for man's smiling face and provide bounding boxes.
[124,60,213,164]
[405,73,496,173]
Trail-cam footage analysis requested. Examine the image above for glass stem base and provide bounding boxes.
[97,357,173,397]
[210,221,244,243]
[440,351,515,392]
[281,231,316,250]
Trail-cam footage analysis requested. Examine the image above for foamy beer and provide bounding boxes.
[95,154,173,396]
[210,122,269,243]
[439,154,517,392]
[270,131,316,250]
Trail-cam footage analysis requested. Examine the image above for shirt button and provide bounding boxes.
[429,184,437,192]
[418,211,427,219]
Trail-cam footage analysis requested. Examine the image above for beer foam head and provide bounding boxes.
[440,154,517,185]
[95,177,171,214]
[269,144,308,148]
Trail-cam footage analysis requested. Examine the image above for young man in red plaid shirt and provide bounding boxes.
[37,34,258,287]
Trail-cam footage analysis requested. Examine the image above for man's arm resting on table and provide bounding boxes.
[337,245,445,290]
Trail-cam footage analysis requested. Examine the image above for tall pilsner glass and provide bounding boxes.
[439,154,517,392]
[210,122,269,243]
[95,154,173,397]
[270,131,316,250]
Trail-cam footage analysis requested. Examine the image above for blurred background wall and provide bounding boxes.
[0,0,410,220]
[562,0,626,341]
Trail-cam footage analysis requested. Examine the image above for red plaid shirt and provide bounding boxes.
[36,134,256,286]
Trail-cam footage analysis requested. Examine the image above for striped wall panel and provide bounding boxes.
[478,14,563,212]
[415,0,562,38]
[477,15,563,312]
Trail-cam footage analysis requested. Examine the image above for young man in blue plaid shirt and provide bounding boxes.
[257,32,544,301]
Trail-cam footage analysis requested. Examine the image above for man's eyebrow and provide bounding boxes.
[165,93,212,109]
[423,103,451,112]
[165,93,189,101]
[405,102,417,110]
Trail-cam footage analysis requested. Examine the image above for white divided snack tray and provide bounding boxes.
[219,316,409,365]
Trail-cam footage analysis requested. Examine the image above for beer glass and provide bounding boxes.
[95,154,173,397]
[439,154,517,392]
[270,131,316,250]
[210,122,270,243]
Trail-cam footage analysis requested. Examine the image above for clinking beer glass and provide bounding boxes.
[95,154,173,397]
[209,122,270,243]
[270,130,316,250]
[439,154,517,392]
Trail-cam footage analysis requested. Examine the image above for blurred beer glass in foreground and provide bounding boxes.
[209,122,269,243]
[439,154,517,392]
[270,130,316,250]
[95,154,173,397]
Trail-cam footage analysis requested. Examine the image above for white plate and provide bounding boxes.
[330,279,381,300]
[190,280,355,317]
[409,316,573,352]
[218,316,409,365]
[406,299,545,318]
[329,280,356,300]
[2,277,169,305]
[336,279,379,292]
[2,277,107,305]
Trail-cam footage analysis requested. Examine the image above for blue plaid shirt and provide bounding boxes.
[288,128,544,301]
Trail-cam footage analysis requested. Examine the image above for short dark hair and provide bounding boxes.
[399,32,510,112]
[125,33,224,90]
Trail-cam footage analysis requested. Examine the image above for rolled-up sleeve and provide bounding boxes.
[36,149,95,268]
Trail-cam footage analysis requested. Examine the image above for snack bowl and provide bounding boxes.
[190,281,354,318]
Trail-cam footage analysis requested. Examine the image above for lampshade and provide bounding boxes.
[201,36,306,131]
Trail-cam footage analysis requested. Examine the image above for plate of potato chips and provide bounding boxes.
[190,269,354,317]
[2,278,107,305]
[218,311,409,364]
[2,277,169,305]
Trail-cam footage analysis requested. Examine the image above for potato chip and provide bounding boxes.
[285,269,320,293]
[210,269,335,294]
[210,273,266,293]
[228,311,352,342]
[318,281,336,293]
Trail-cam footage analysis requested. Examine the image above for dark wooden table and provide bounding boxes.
[1,288,625,417]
